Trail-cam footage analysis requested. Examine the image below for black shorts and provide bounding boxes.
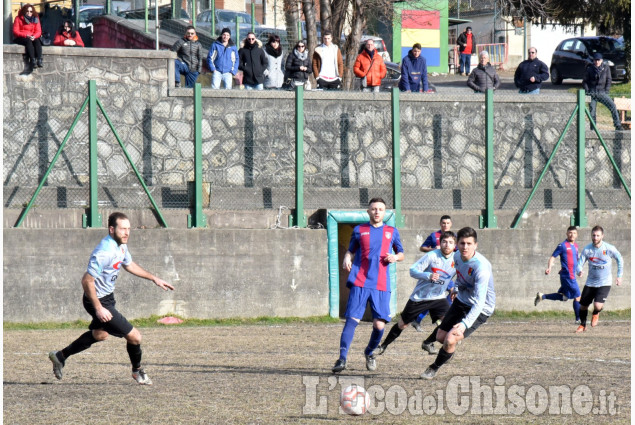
[438,299,472,333]
[83,293,133,338]
[463,312,490,338]
[400,298,449,325]
[580,286,611,306]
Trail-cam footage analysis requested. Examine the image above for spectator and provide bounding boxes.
[353,38,387,93]
[263,34,285,89]
[172,26,202,88]
[312,30,344,89]
[284,40,311,88]
[583,53,622,130]
[399,43,428,92]
[456,27,475,76]
[514,47,549,94]
[207,27,238,90]
[13,3,43,73]
[467,51,500,93]
[239,32,267,90]
[53,20,84,47]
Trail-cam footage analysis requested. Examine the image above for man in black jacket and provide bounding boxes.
[467,51,500,93]
[456,27,476,76]
[514,47,549,94]
[172,26,203,88]
[239,32,267,90]
[583,53,622,130]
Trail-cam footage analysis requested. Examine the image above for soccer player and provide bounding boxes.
[332,197,404,373]
[48,212,174,385]
[375,231,456,357]
[421,227,496,379]
[575,225,623,332]
[535,226,581,323]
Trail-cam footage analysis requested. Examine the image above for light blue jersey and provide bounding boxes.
[454,251,495,328]
[409,249,456,302]
[86,235,132,298]
[577,242,623,288]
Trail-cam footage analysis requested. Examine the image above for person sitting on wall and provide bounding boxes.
[13,3,43,73]
[172,26,203,88]
[53,20,84,47]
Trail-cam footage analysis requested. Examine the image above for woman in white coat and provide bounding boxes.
[263,34,285,89]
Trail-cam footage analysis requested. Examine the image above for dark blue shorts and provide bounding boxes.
[83,293,133,338]
[558,274,581,299]
[345,285,392,322]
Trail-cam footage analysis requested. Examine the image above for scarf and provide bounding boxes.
[365,48,375,59]
[25,14,38,24]
[265,43,282,58]
[294,48,308,61]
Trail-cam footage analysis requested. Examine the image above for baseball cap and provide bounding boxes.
[592,52,603,60]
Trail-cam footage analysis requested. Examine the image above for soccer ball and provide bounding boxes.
[340,384,370,415]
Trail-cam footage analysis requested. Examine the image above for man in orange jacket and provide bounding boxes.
[354,39,387,92]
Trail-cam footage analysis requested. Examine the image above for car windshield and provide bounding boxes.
[218,11,253,24]
[585,38,621,54]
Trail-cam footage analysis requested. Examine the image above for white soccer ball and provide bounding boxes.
[340,384,370,415]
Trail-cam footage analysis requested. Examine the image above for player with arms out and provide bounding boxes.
[48,212,174,385]
[332,198,404,373]
[535,226,581,323]
[375,231,456,357]
[421,227,496,379]
[575,225,623,332]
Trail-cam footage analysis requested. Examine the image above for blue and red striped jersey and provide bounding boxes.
[551,240,579,279]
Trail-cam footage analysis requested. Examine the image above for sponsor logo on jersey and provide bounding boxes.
[431,267,452,279]
[361,232,370,236]
[588,257,608,265]
[113,261,122,270]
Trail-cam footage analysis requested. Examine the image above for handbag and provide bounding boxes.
[40,31,51,46]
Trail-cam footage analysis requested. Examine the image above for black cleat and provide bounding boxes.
[332,358,347,373]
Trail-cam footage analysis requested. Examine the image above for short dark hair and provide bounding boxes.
[440,215,452,222]
[368,197,386,207]
[268,34,281,44]
[323,30,333,37]
[412,43,422,50]
[591,225,604,234]
[457,226,477,243]
[567,225,577,232]
[440,231,457,243]
[108,212,129,229]
[185,25,195,33]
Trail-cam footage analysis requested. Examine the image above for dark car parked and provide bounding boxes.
[550,36,626,84]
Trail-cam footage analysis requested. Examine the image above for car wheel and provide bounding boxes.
[550,67,563,85]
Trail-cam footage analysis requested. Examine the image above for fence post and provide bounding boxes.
[293,84,307,228]
[391,87,405,227]
[573,89,588,227]
[211,0,215,36]
[188,83,206,228]
[144,0,149,33]
[83,80,102,228]
[480,89,497,228]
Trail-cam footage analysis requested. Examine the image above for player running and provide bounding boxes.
[535,226,581,323]
[48,212,174,385]
[332,197,404,373]
[575,225,623,332]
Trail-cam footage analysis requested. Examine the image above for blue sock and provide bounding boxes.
[339,318,358,361]
[573,300,581,321]
[415,311,428,324]
[544,293,564,301]
[365,327,385,356]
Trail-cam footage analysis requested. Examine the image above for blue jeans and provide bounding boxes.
[175,60,199,88]
[459,53,471,74]
[244,83,263,90]
[518,88,540,95]
[589,92,621,128]
[212,70,234,89]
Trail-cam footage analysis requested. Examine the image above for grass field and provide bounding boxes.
[3,316,631,424]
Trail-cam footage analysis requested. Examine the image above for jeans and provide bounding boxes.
[589,92,621,128]
[518,88,540,95]
[244,83,264,90]
[212,70,233,89]
[362,86,381,93]
[174,60,199,88]
[459,53,471,74]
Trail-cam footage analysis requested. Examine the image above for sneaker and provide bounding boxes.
[132,368,153,385]
[575,325,587,333]
[534,292,543,306]
[591,313,599,327]
[175,82,181,88]
[575,319,581,325]
[411,321,423,332]
[332,358,346,373]
[421,365,438,380]
[375,345,386,356]
[422,342,438,355]
[48,351,64,380]
[365,353,377,371]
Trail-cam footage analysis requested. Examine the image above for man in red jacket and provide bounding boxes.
[354,39,387,93]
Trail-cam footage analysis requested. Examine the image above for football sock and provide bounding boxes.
[415,311,428,325]
[432,347,453,369]
[381,323,402,348]
[573,300,581,320]
[339,318,359,361]
[61,331,98,360]
[127,343,142,370]
[544,293,564,301]
[365,327,385,356]
[424,326,440,344]
[579,309,588,326]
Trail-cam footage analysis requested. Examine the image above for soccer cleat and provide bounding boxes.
[48,351,64,380]
[575,325,587,333]
[365,353,377,371]
[534,292,543,306]
[132,368,153,385]
[375,345,386,356]
[421,342,438,355]
[591,313,599,327]
[421,365,438,380]
[411,321,423,332]
[332,358,346,373]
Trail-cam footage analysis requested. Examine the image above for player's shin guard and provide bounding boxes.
[424,326,440,344]
[365,327,384,356]
[381,323,402,348]
[61,331,98,360]
[432,347,453,369]
[339,318,359,361]
[127,343,143,370]
[573,300,581,321]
